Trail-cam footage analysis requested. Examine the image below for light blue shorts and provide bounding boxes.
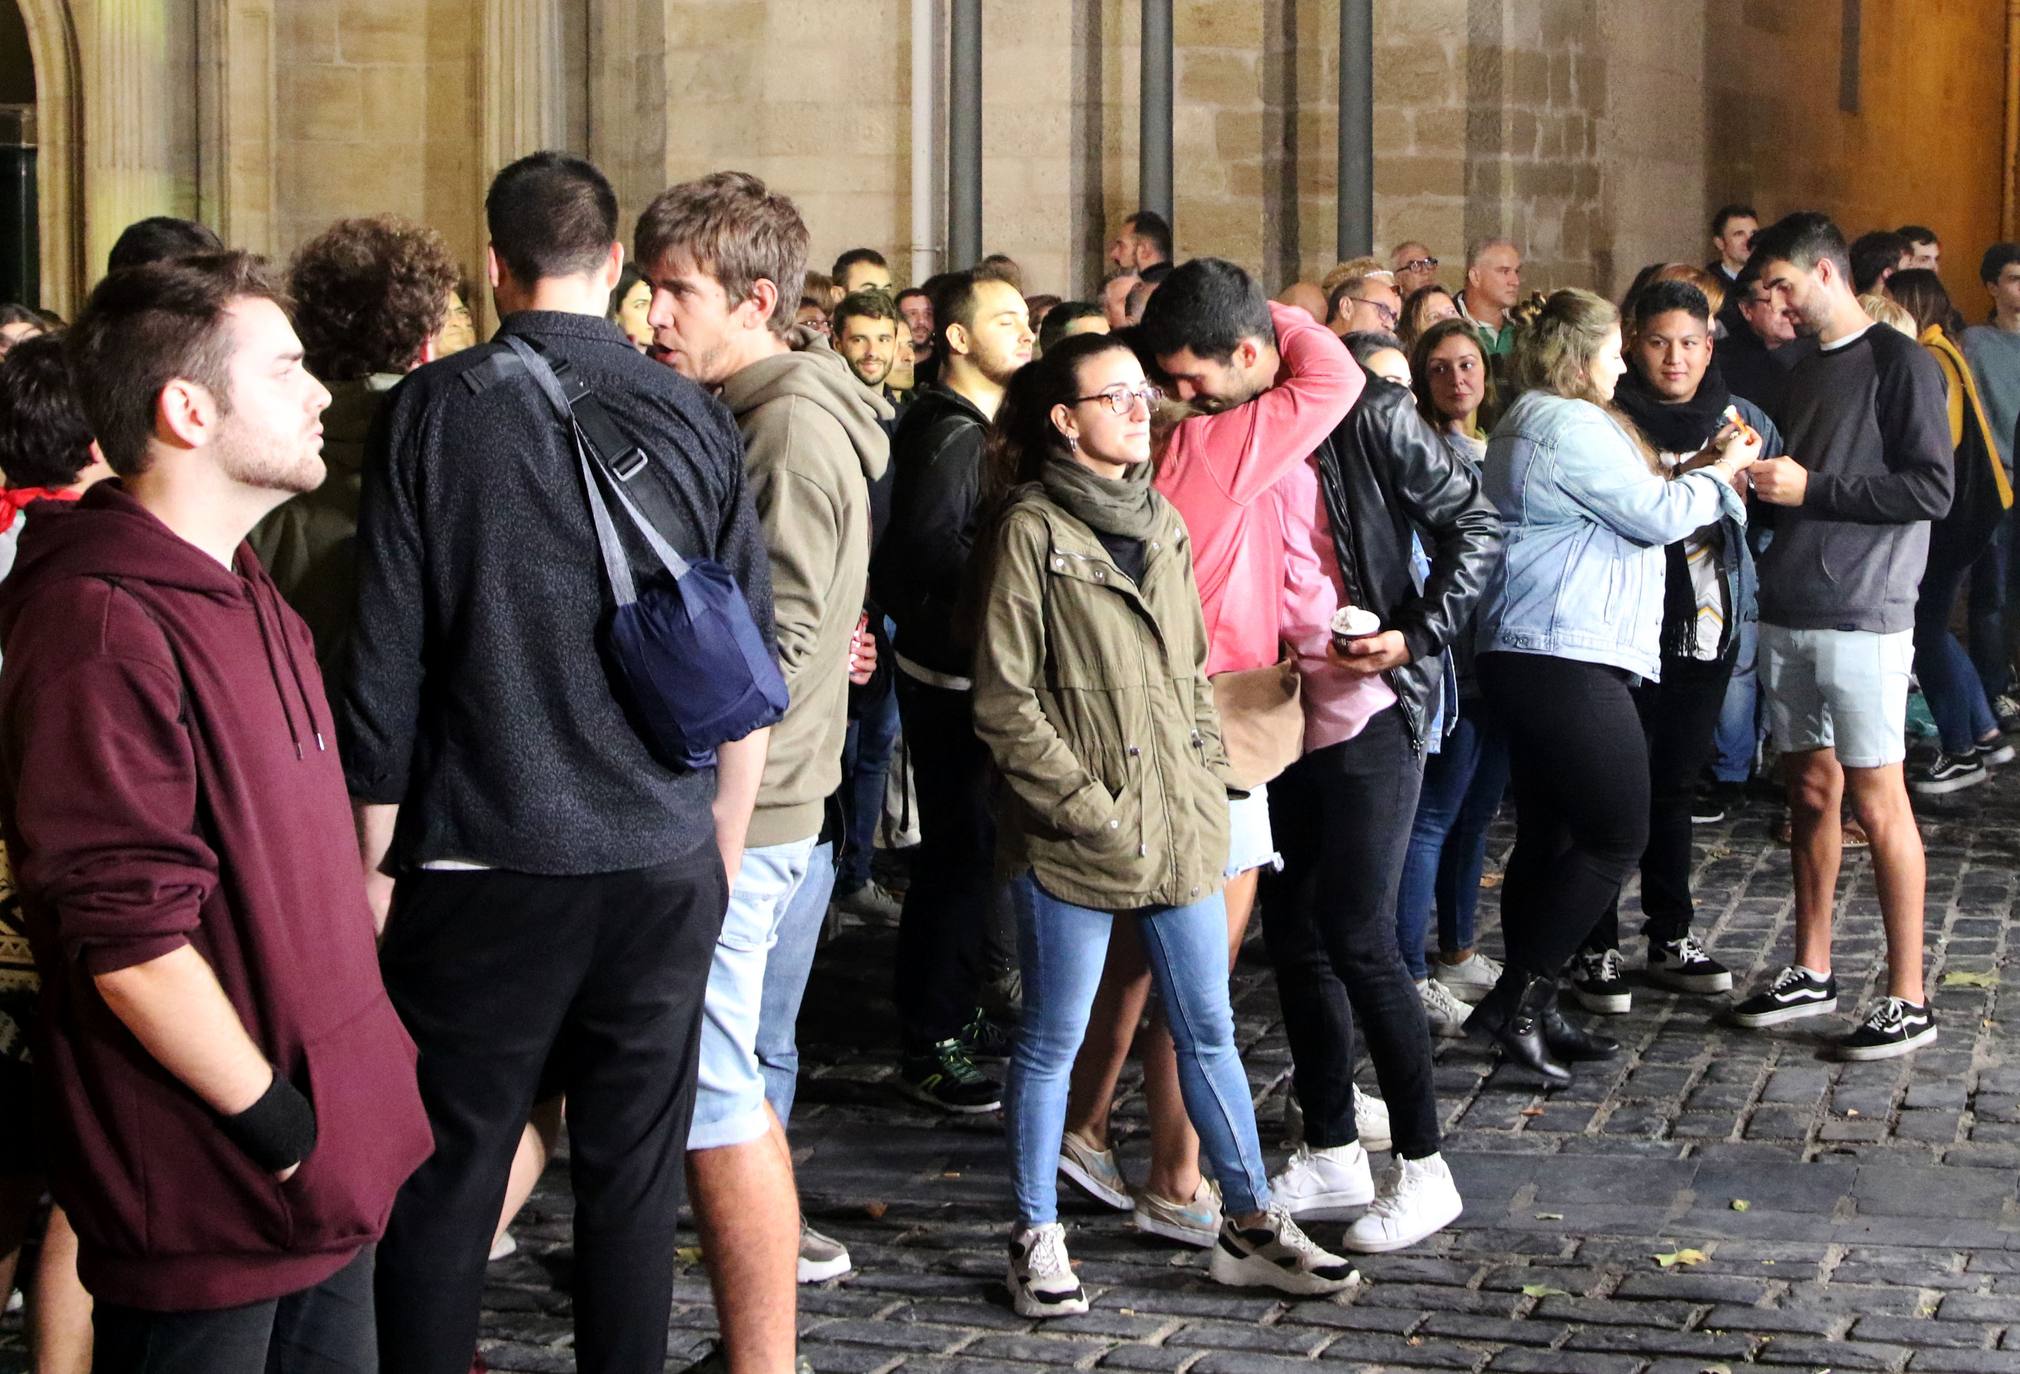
[1225,783,1282,879]
[688,835,819,1151]
[1760,624,1913,769]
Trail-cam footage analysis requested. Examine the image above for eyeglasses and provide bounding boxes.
[1350,298,1400,329]
[1073,384,1164,415]
[1399,257,1439,273]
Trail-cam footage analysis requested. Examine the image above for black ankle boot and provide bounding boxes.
[1490,973,1572,1084]
[1542,993,1620,1062]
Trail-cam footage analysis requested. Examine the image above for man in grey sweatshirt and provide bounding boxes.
[1732,213,1953,1063]
[1962,242,2020,711]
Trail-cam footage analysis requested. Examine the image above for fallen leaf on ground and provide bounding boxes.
[863,1200,888,1219]
[1730,1199,1751,1212]
[1520,1107,1547,1117]
[1654,1247,1708,1268]
[941,1171,961,1179]
[1535,1212,1565,1221]
[1941,969,1998,988]
[1521,1283,1571,1298]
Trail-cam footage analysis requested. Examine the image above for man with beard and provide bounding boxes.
[0,252,430,1371]
[870,269,1032,1111]
[1732,213,1952,1062]
[834,288,905,417]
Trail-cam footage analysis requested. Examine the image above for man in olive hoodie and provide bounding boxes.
[0,254,430,1370]
[637,171,891,1371]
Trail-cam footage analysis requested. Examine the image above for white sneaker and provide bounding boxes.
[1352,1085,1391,1153]
[1207,1201,1360,1296]
[1007,1221,1088,1318]
[798,1220,853,1283]
[1267,1141,1373,1220]
[1418,977,1473,1038]
[488,1229,518,1262]
[1342,1152,1463,1254]
[1430,951,1502,1004]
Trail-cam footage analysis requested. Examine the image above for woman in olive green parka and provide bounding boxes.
[972,331,1356,1319]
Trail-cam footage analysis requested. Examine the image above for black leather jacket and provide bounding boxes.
[1311,374,1504,752]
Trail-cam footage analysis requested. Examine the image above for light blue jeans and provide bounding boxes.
[1006,869,1271,1226]
[689,835,822,1150]
[756,839,837,1127]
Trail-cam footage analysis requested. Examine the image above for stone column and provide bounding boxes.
[16,0,83,315]
[476,0,567,333]
[76,0,181,281]
[199,0,278,259]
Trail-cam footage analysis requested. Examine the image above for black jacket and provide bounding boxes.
[1310,374,1504,751]
[871,384,990,680]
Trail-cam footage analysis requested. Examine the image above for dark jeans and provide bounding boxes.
[1975,508,2013,704]
[373,846,726,1374]
[1917,552,1999,755]
[1392,695,1510,979]
[838,663,902,893]
[1260,707,1441,1159]
[893,674,993,1048]
[92,1244,376,1374]
[1478,652,1650,978]
[1584,651,1735,954]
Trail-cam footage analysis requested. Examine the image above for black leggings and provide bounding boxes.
[1585,651,1735,953]
[1477,652,1650,978]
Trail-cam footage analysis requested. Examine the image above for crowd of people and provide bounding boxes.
[0,165,2007,1374]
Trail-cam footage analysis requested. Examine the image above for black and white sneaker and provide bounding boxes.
[1646,934,1733,994]
[1909,752,1988,795]
[1977,733,2017,767]
[1837,997,1938,1061]
[1007,1221,1088,1317]
[1570,948,1631,1015]
[1731,965,1838,1027]
[1691,781,1739,824]
[898,1039,1003,1113]
[959,1009,1014,1062]
[1207,1202,1360,1296]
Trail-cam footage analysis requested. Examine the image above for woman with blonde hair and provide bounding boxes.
[1468,289,1758,1082]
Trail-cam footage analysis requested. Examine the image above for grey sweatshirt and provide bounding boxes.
[1962,324,2020,475]
[1756,323,1953,635]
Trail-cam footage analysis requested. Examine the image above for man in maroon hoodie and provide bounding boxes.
[0,251,432,1372]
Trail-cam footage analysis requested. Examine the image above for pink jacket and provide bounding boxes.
[1153,303,1363,676]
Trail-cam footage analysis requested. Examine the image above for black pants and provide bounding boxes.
[1584,650,1736,953]
[1479,652,1650,978]
[92,1244,376,1374]
[373,845,726,1374]
[1260,707,1441,1158]
[893,674,994,1048]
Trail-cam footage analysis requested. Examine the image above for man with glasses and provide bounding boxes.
[1390,242,1441,297]
[1325,267,1402,339]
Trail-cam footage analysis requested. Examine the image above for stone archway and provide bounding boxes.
[15,0,82,317]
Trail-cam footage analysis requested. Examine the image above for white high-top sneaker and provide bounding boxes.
[1342,1152,1463,1253]
[1267,1140,1373,1220]
[1007,1221,1088,1317]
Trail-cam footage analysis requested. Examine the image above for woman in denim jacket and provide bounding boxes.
[1467,289,1757,1083]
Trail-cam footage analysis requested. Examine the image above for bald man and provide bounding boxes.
[1275,281,1330,322]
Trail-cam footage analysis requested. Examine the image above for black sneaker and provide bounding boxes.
[1646,934,1733,994]
[1909,751,1988,795]
[1731,965,1838,1027]
[899,1039,1003,1113]
[1569,948,1631,1014]
[1837,997,1938,1060]
[1691,781,1738,824]
[959,1008,1014,1061]
[1976,733,2017,767]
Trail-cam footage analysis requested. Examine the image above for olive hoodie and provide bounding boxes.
[719,332,892,848]
[0,482,431,1311]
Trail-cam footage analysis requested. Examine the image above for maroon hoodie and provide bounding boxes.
[0,482,432,1311]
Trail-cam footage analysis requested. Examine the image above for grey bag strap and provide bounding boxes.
[498,334,694,597]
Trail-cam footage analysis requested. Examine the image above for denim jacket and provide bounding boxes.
[1475,391,1747,681]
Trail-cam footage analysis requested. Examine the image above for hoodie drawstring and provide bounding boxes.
[245,576,324,759]
[264,580,327,755]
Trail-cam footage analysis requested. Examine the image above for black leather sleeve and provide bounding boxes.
[1369,390,1504,664]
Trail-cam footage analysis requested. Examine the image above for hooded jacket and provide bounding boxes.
[248,372,401,672]
[720,334,893,849]
[0,483,431,1311]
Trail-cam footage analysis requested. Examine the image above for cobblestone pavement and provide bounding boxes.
[8,772,2020,1373]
